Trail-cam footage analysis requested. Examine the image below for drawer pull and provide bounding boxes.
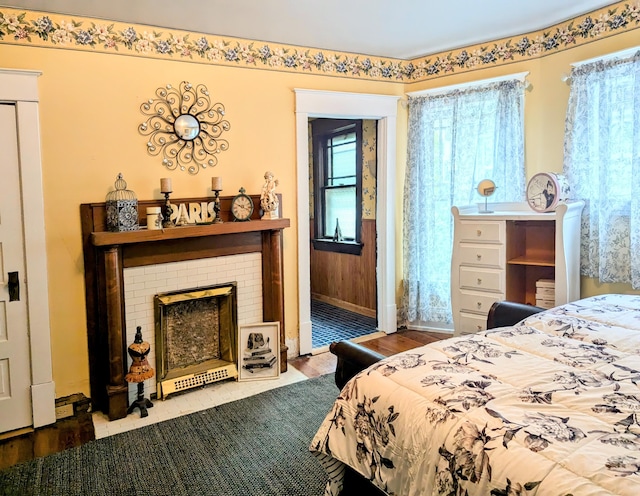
[476,254,482,261]
[476,325,482,331]
[477,278,482,285]
[476,230,482,237]
[477,301,482,309]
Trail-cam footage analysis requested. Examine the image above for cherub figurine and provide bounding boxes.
[260,170,279,219]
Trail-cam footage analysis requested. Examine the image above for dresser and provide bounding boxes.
[450,201,584,336]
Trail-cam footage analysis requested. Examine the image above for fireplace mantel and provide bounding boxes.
[81,195,289,420]
[91,218,290,246]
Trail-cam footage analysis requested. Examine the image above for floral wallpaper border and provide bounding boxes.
[0,2,638,83]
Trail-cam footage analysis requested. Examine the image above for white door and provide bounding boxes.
[0,103,33,432]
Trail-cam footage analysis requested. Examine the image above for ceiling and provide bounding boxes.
[1,0,619,59]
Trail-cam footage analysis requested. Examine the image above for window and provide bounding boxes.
[564,50,640,288]
[402,78,526,325]
[311,119,363,255]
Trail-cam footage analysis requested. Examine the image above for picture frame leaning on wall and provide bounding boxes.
[238,322,280,381]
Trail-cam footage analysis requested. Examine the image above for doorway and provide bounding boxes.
[294,89,401,356]
[308,118,378,351]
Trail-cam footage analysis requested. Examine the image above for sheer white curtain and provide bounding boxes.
[402,79,526,325]
[564,51,640,288]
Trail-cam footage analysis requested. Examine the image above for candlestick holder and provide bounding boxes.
[212,189,223,223]
[162,191,175,228]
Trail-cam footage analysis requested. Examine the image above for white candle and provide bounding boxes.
[160,177,172,193]
[146,207,162,230]
[211,177,222,191]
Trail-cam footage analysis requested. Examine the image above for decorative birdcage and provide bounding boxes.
[105,173,139,232]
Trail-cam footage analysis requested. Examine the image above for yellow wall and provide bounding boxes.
[0,4,638,398]
[0,41,402,398]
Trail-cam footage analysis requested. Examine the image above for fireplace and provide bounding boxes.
[81,194,289,420]
[154,283,238,399]
[122,253,263,405]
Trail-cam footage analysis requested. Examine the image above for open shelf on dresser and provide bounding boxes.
[451,201,584,336]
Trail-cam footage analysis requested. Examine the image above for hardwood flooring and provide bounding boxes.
[0,329,450,472]
[0,394,94,471]
[289,329,451,379]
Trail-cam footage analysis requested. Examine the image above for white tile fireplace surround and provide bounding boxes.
[122,253,263,405]
[91,251,308,438]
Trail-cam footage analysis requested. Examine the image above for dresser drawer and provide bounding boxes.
[458,290,504,315]
[459,243,503,268]
[459,267,504,293]
[456,311,488,335]
[458,221,503,243]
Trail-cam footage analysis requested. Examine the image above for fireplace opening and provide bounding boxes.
[154,283,238,399]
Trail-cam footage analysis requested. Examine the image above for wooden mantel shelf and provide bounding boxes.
[91,219,290,247]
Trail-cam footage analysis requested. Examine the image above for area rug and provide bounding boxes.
[0,374,338,496]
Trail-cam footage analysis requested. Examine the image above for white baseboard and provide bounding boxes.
[31,380,56,428]
[406,321,454,334]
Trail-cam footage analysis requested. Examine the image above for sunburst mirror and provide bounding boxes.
[139,81,230,175]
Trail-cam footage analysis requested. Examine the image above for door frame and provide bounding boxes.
[0,69,56,428]
[294,89,400,355]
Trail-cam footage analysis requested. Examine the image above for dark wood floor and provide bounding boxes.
[289,329,451,379]
[0,394,94,471]
[0,329,450,471]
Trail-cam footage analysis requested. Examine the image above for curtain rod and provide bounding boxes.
[406,72,530,98]
[572,45,639,67]
[562,45,639,83]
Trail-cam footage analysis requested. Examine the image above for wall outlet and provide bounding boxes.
[55,403,74,420]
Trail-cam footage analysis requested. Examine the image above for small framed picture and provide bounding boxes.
[238,322,280,381]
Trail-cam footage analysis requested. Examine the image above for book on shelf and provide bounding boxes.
[536,278,555,288]
[536,287,555,297]
[536,298,555,309]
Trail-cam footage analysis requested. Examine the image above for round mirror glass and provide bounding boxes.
[477,179,496,197]
[174,114,200,141]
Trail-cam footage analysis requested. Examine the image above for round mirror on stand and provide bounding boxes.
[477,179,496,213]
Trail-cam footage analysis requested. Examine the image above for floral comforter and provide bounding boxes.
[310,294,640,495]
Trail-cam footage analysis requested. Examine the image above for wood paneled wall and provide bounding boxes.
[310,219,376,316]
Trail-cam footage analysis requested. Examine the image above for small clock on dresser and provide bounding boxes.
[526,172,570,212]
[230,187,254,221]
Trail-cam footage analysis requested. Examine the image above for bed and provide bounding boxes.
[310,294,640,495]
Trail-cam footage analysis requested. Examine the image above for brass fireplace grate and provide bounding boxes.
[158,363,238,399]
[154,283,238,400]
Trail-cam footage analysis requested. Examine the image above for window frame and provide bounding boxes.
[311,118,363,255]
